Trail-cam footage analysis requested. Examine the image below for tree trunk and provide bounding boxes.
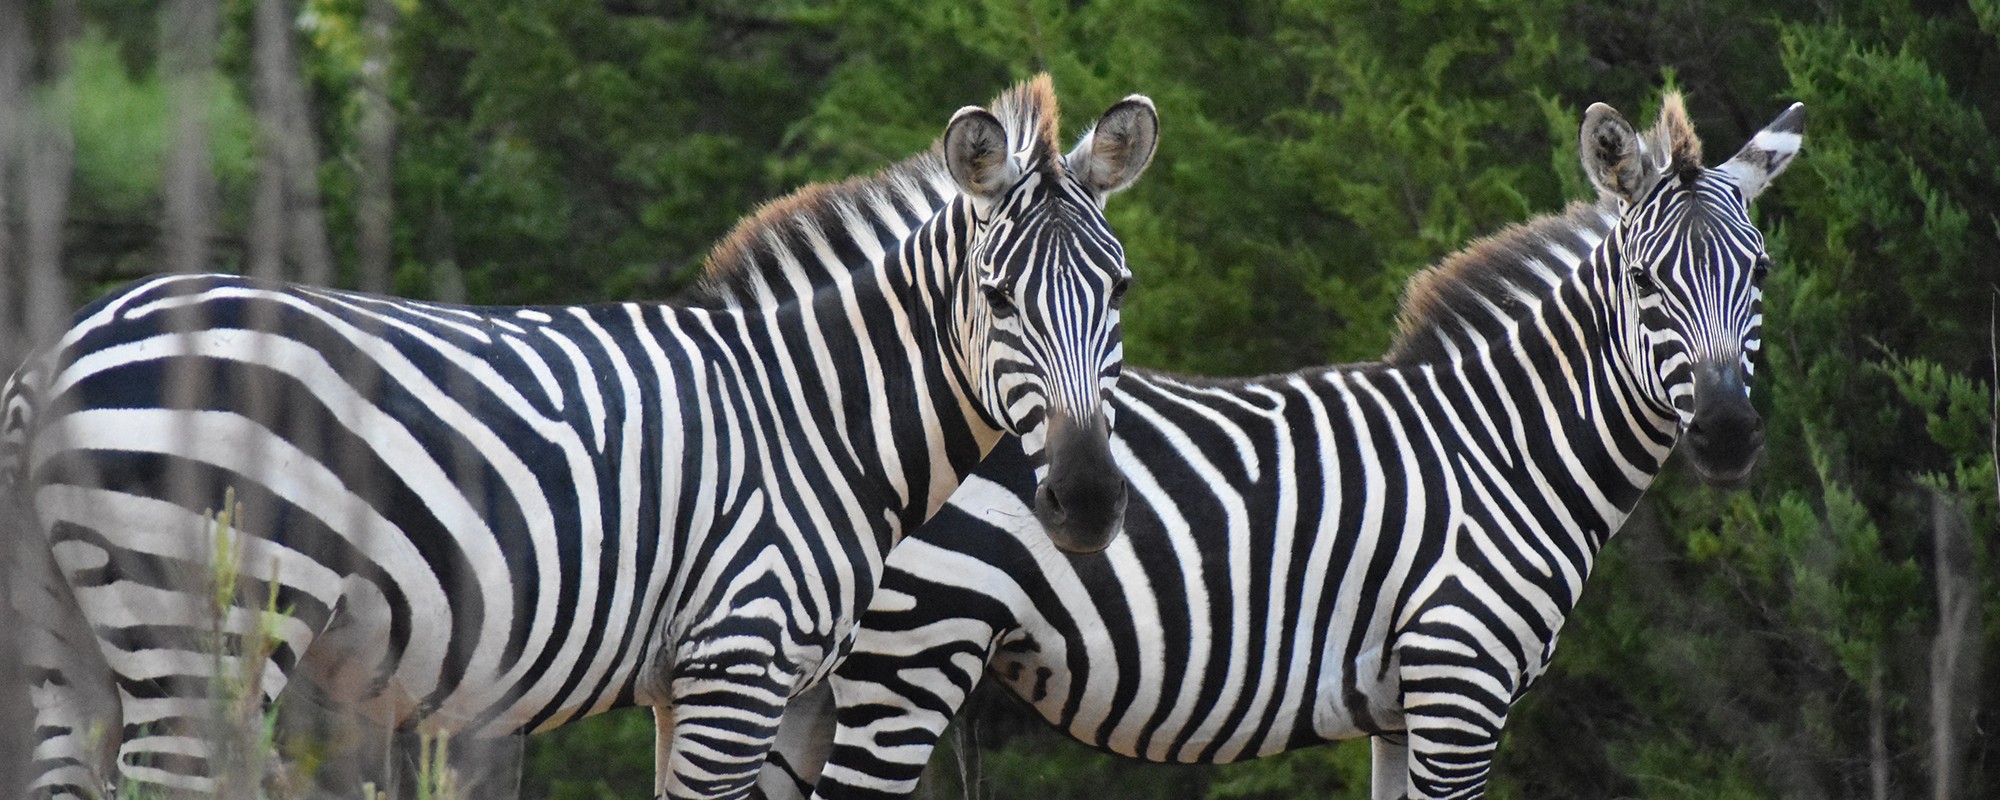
[160,0,218,274]
[0,0,31,790]
[22,0,76,342]
[0,0,24,369]
[354,0,396,293]
[426,199,465,302]
[3,0,82,791]
[248,0,287,280]
[251,0,333,285]
[1928,490,1980,800]
[1870,658,1889,800]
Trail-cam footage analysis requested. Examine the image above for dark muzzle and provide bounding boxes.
[1032,411,1128,553]
[1681,361,1764,486]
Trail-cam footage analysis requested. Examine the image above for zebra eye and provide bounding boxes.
[1109,277,1132,309]
[1751,256,1772,287]
[1627,267,1661,298]
[983,285,1018,318]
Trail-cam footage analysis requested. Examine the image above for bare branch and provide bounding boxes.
[251,0,334,285]
[355,0,397,293]
[160,0,220,275]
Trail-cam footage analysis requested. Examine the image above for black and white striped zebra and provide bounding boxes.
[2,75,1159,799]
[750,96,1803,800]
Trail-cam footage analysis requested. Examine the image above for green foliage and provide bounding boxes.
[1619,739,1766,799]
[42,0,2000,795]
[1205,740,1369,799]
[66,31,171,215]
[919,722,1215,800]
[522,707,655,800]
[64,29,259,220]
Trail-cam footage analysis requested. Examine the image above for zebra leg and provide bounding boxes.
[20,603,120,800]
[805,670,959,800]
[808,631,996,799]
[655,703,674,799]
[658,667,794,799]
[14,522,121,799]
[754,682,835,800]
[92,585,314,795]
[805,558,1018,799]
[1399,717,1502,800]
[1394,625,1512,799]
[40,495,332,796]
[1369,734,1411,800]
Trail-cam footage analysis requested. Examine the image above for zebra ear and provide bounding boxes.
[944,106,1022,206]
[1579,103,1656,204]
[1067,95,1159,201]
[1715,103,1804,203]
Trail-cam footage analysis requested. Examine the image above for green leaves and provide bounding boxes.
[34,0,2000,794]
[66,30,258,219]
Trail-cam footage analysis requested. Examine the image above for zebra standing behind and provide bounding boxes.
[2,75,1158,799]
[752,95,1802,799]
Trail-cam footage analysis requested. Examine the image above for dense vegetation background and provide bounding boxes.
[0,0,1994,797]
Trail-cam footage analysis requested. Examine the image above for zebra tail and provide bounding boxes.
[1,350,50,494]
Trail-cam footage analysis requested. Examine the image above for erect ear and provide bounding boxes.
[944,107,1022,206]
[1579,103,1657,204]
[1713,102,1804,204]
[1067,95,1159,201]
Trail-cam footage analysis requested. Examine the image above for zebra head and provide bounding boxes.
[1581,95,1803,486]
[940,80,1158,552]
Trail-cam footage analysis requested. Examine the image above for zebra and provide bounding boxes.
[746,95,1803,799]
[2,74,1158,799]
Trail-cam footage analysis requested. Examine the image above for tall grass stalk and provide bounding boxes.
[199,487,291,798]
[104,488,477,799]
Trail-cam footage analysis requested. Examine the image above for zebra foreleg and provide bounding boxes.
[1369,734,1411,800]
[807,658,983,800]
[658,669,793,800]
[1394,647,1509,798]
[807,582,1009,799]
[654,702,676,799]
[752,682,835,800]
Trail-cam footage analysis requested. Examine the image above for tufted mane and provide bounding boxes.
[1385,200,1617,364]
[686,74,1067,307]
[1648,92,1703,180]
[687,149,952,306]
[988,73,1064,175]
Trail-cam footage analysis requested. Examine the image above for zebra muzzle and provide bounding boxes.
[1682,361,1764,486]
[1033,410,1127,553]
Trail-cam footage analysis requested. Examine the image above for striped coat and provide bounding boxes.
[5,75,1158,800]
[753,96,1803,800]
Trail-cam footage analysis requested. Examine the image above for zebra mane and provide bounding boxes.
[687,75,1067,307]
[687,148,954,306]
[1648,92,1703,181]
[988,73,1065,176]
[1385,199,1618,364]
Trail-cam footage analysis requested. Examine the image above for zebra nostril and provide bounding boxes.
[1684,419,1708,444]
[1036,482,1066,522]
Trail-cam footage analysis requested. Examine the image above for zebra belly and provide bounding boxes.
[1307,641,1403,744]
[293,575,474,732]
[644,492,874,711]
[986,607,1405,762]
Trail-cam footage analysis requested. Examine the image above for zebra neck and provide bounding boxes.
[762,202,997,547]
[1493,248,1679,565]
[1392,215,1677,580]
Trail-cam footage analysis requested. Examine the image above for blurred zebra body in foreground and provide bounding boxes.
[3,76,1159,799]
[757,97,1803,799]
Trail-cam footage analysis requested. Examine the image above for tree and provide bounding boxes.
[8,0,1994,796]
